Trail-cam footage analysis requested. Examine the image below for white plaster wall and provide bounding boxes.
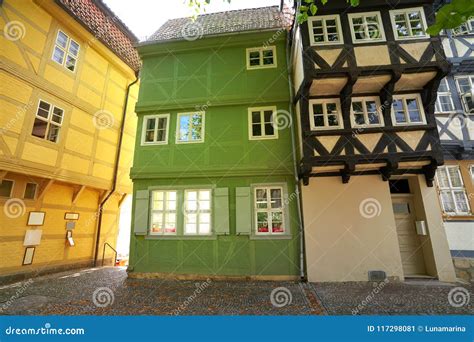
[444,221,474,251]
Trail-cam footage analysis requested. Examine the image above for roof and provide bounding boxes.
[147,5,294,43]
[55,0,141,72]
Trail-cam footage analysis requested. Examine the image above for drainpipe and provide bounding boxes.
[94,72,139,266]
[285,20,307,281]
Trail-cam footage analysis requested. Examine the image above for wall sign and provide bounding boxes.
[23,229,42,246]
[64,212,80,220]
[27,212,45,226]
[23,247,35,265]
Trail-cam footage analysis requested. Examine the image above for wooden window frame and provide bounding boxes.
[253,186,285,236]
[32,99,64,143]
[454,76,474,114]
[23,182,38,200]
[350,96,384,128]
[389,7,429,40]
[309,98,344,130]
[51,30,80,73]
[248,106,279,140]
[435,78,455,113]
[391,94,427,126]
[436,166,471,216]
[452,17,474,36]
[246,46,277,70]
[149,190,178,236]
[348,11,386,44]
[308,15,344,46]
[183,189,212,236]
[141,114,170,146]
[0,179,14,198]
[176,112,205,144]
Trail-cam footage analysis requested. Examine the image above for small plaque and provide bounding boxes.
[27,212,45,226]
[64,212,80,220]
[23,229,42,246]
[23,247,35,265]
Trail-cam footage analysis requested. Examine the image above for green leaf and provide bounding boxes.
[310,3,318,15]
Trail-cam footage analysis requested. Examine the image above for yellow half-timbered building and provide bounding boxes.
[0,0,140,282]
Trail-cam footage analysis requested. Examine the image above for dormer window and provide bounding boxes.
[391,94,426,125]
[348,12,385,43]
[52,30,80,72]
[390,8,428,40]
[246,46,276,69]
[308,15,343,45]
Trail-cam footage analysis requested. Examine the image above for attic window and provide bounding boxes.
[308,15,343,45]
[246,46,276,69]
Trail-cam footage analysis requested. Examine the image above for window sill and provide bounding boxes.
[145,235,217,241]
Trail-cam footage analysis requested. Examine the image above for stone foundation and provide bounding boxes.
[452,258,474,283]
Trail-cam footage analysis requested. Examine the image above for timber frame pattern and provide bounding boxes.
[293,0,448,186]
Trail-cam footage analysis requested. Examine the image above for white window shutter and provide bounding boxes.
[236,187,252,235]
[213,188,229,235]
[133,190,149,235]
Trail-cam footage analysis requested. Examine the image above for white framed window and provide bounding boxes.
[348,11,385,43]
[31,100,64,143]
[351,97,384,127]
[0,180,14,197]
[390,7,428,40]
[470,165,474,182]
[248,106,278,140]
[452,17,474,36]
[309,99,343,130]
[184,189,212,235]
[435,78,455,113]
[176,112,205,144]
[436,166,471,215]
[246,46,277,69]
[254,186,285,235]
[24,182,38,200]
[52,30,80,72]
[150,190,177,235]
[141,114,170,145]
[391,94,426,125]
[455,76,474,114]
[308,15,343,45]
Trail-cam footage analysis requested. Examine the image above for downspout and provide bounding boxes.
[285,20,307,281]
[94,72,139,266]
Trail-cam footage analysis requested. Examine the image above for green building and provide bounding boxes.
[128,6,302,279]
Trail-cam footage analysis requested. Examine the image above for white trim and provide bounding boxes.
[149,190,178,236]
[32,99,64,143]
[141,114,170,146]
[350,96,384,128]
[23,182,38,200]
[308,15,344,46]
[348,11,386,44]
[436,166,471,215]
[253,185,285,236]
[246,46,277,70]
[248,106,279,140]
[183,189,212,236]
[175,111,205,144]
[391,94,427,126]
[435,78,455,113]
[0,179,14,198]
[309,98,344,130]
[389,7,429,40]
[51,30,80,73]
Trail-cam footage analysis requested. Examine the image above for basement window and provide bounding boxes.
[254,186,285,235]
[308,15,343,45]
[351,97,384,127]
[248,106,278,140]
[31,100,64,143]
[391,94,426,125]
[176,112,204,143]
[0,180,14,197]
[435,78,455,113]
[436,166,471,215]
[141,114,169,145]
[309,99,343,130]
[184,189,212,235]
[348,11,385,43]
[390,7,428,40]
[150,190,177,235]
[246,46,276,69]
[52,30,80,72]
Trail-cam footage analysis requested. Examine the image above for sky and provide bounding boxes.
[103,0,281,41]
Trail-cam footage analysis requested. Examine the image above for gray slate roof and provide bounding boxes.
[147,6,292,42]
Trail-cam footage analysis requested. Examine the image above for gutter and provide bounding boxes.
[94,73,139,266]
[285,22,307,281]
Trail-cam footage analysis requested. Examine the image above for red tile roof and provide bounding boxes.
[55,0,141,72]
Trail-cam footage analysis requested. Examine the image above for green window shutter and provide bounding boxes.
[236,187,252,235]
[213,188,229,235]
[133,190,149,235]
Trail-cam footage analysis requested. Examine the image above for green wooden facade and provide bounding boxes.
[129,30,301,277]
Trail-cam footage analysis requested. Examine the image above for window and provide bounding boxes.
[184,189,211,235]
[348,12,385,43]
[435,78,455,113]
[351,97,384,127]
[308,15,343,45]
[470,165,474,181]
[248,106,278,140]
[31,100,64,143]
[0,180,14,197]
[390,7,428,40]
[309,99,343,130]
[52,30,79,72]
[391,95,426,125]
[150,190,177,235]
[24,183,37,200]
[452,18,474,36]
[455,76,474,114]
[176,112,204,143]
[141,114,169,145]
[254,186,284,235]
[246,46,276,69]
[437,166,471,215]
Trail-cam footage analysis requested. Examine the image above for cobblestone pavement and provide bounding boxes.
[0,267,471,315]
